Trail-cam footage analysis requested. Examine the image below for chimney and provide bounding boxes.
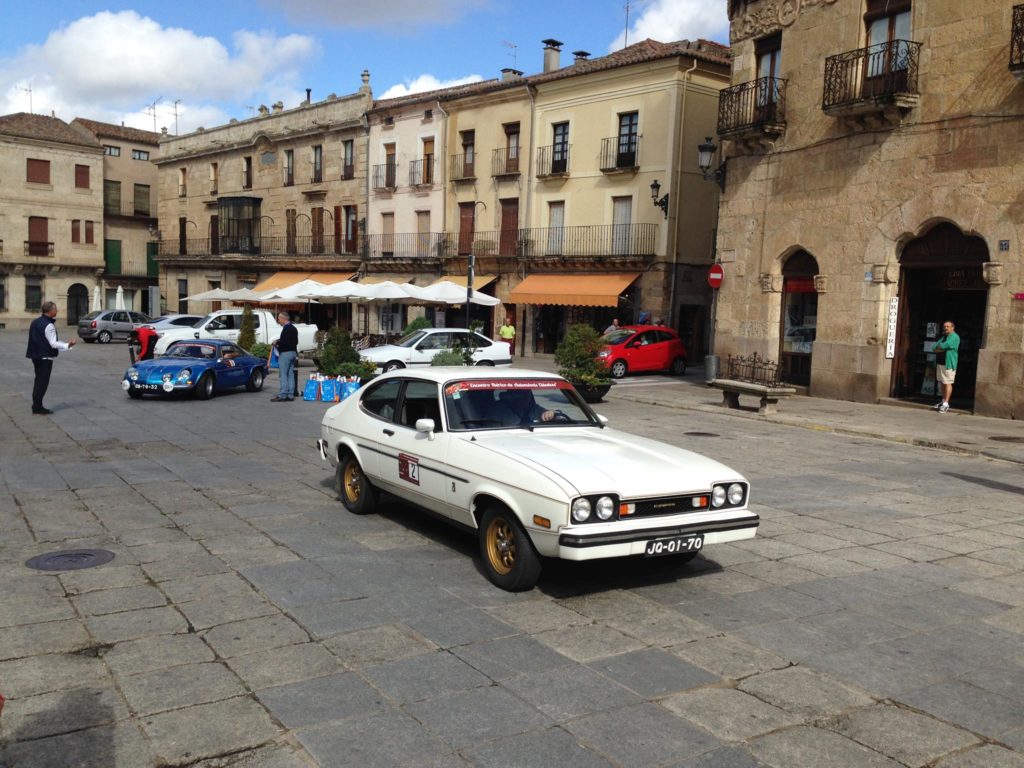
[573,50,590,62]
[501,67,524,81]
[305,88,312,104]
[360,69,371,95]
[542,39,563,73]
[257,105,269,116]
[272,101,284,113]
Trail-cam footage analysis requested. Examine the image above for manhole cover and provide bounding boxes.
[990,436,1024,443]
[684,432,720,437]
[25,549,115,572]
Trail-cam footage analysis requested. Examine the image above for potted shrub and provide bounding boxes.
[554,324,612,403]
[318,328,377,379]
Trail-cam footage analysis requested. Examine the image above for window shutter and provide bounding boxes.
[72,220,81,243]
[85,221,95,245]
[75,164,90,189]
[27,158,50,184]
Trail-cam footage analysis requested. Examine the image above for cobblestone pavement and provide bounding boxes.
[0,332,1022,767]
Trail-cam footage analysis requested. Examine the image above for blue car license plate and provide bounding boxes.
[644,534,703,557]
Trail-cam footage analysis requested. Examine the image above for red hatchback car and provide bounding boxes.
[599,325,688,378]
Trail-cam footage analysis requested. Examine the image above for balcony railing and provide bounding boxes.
[599,136,640,171]
[372,162,398,190]
[450,154,476,181]
[283,170,295,186]
[210,183,218,195]
[823,39,921,114]
[178,183,187,198]
[491,147,521,177]
[25,241,54,257]
[364,232,447,259]
[341,163,355,180]
[518,224,656,258]
[104,257,157,278]
[157,235,361,259]
[410,156,435,186]
[717,77,787,138]
[1011,4,1024,79]
[103,198,155,218]
[537,145,571,177]
[311,166,323,184]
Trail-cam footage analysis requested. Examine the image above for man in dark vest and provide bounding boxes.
[26,301,76,414]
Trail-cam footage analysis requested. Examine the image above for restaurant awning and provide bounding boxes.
[509,273,641,307]
[433,274,498,290]
[253,271,355,292]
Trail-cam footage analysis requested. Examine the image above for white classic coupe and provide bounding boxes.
[360,328,512,373]
[317,368,758,591]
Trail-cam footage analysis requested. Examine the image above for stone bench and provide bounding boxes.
[711,379,797,415]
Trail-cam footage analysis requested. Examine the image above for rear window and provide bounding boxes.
[81,311,102,321]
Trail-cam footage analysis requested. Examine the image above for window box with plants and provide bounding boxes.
[554,324,612,403]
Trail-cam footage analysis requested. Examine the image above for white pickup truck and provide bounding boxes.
[152,309,319,355]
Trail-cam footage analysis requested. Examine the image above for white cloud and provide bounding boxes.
[379,74,484,100]
[259,0,487,27]
[0,11,319,133]
[609,0,729,51]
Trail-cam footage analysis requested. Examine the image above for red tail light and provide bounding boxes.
[91,320,97,328]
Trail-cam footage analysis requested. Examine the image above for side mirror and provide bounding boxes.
[415,418,436,439]
[194,332,200,339]
[596,414,609,425]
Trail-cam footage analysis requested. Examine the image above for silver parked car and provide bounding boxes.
[146,314,204,331]
[77,310,151,343]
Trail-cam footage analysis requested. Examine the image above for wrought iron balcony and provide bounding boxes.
[717,77,787,141]
[341,163,355,180]
[599,136,640,172]
[103,197,155,219]
[492,147,521,177]
[537,145,571,177]
[450,154,475,182]
[372,162,397,190]
[1012,4,1024,79]
[157,234,361,259]
[25,241,54,257]
[310,166,323,184]
[363,232,446,260]
[410,156,435,187]
[104,256,158,278]
[444,223,656,260]
[823,39,921,118]
[283,170,294,187]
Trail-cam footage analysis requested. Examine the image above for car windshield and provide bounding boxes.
[164,343,217,359]
[444,378,598,431]
[192,314,214,329]
[602,329,634,345]
[395,330,428,348]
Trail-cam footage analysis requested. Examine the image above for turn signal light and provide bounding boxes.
[533,515,551,529]
[692,496,708,508]
[619,503,635,517]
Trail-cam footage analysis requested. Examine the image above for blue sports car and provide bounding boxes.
[122,339,268,399]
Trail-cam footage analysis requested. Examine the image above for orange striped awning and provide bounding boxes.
[509,273,640,307]
[253,271,355,292]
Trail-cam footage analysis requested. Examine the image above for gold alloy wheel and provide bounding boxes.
[343,462,362,504]
[485,517,516,575]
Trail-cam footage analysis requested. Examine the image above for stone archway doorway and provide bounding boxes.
[67,283,89,325]
[891,223,988,409]
[779,250,819,387]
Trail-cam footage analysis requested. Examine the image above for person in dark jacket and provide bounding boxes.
[26,301,76,414]
[271,311,299,401]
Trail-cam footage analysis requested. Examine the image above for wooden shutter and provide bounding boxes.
[458,203,475,256]
[499,199,518,257]
[85,221,94,244]
[75,164,90,189]
[334,205,343,254]
[72,220,81,243]
[27,159,50,184]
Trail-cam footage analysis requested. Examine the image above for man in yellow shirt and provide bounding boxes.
[498,316,516,356]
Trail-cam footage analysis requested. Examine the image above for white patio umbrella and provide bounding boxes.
[185,288,236,301]
[91,285,102,311]
[258,279,328,302]
[418,280,501,306]
[115,285,125,310]
[224,288,269,302]
[296,280,370,303]
[359,280,425,302]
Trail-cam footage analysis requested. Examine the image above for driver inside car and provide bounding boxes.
[498,388,556,425]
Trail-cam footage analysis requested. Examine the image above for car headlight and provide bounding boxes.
[175,368,191,383]
[571,498,591,523]
[598,350,610,358]
[727,483,745,505]
[711,486,727,507]
[162,373,173,383]
[127,368,139,381]
[595,496,615,520]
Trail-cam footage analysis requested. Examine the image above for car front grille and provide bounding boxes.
[628,494,708,518]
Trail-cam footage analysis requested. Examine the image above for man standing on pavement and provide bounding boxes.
[932,320,960,413]
[498,316,516,356]
[271,311,298,402]
[25,301,76,414]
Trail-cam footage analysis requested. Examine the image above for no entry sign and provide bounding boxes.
[708,264,724,289]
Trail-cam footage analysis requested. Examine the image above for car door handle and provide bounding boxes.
[383,429,395,437]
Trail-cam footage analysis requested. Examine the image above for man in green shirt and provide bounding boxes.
[932,320,960,413]
[498,316,516,356]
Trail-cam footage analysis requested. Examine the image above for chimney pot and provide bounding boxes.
[542,38,563,73]
[305,88,312,103]
[573,50,590,61]
[500,67,524,81]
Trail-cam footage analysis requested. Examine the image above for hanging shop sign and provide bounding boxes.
[885,296,899,359]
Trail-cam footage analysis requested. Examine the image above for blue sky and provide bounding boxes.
[0,0,729,134]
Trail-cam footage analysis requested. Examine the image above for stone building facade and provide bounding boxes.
[715,0,1024,417]
[0,113,104,329]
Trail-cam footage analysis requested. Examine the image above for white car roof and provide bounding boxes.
[372,367,563,385]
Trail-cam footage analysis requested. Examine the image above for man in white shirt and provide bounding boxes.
[25,301,76,414]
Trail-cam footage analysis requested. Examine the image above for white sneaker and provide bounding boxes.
[931,401,943,410]
[938,402,950,413]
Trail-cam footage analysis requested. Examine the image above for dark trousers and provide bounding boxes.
[31,359,53,410]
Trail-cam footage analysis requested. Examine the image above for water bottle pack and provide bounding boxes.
[303,373,361,402]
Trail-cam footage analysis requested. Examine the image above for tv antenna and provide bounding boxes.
[23,84,33,114]
[171,99,182,135]
[624,0,645,48]
[145,97,162,132]
[501,40,518,70]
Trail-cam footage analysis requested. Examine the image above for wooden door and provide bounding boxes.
[458,203,475,256]
[499,199,518,257]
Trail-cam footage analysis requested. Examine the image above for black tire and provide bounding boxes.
[670,356,687,376]
[475,360,495,366]
[98,330,112,344]
[83,338,95,344]
[610,359,628,379]
[246,368,265,392]
[479,506,542,592]
[127,389,144,399]
[383,361,405,372]
[337,452,378,515]
[195,373,215,400]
